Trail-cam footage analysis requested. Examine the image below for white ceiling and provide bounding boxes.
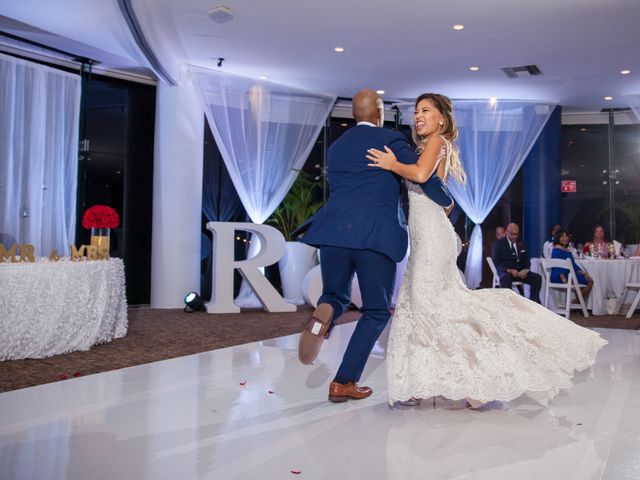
[2,0,640,113]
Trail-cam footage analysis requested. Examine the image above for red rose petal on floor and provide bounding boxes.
[73,372,82,377]
[290,471,301,475]
[239,381,247,386]
[59,375,68,380]
[268,390,274,394]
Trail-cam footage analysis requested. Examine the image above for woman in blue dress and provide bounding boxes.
[551,229,594,303]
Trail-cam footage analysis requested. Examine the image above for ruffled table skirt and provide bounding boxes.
[0,258,128,360]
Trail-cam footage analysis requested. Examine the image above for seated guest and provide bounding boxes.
[551,229,594,303]
[543,223,562,259]
[492,222,542,303]
[583,224,613,258]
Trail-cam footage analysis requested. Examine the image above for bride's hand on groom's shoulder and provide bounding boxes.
[367,146,397,171]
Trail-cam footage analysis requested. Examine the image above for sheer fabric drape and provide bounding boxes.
[0,53,80,254]
[400,100,555,288]
[190,68,335,306]
[625,94,640,123]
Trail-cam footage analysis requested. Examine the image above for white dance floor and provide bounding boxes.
[1,322,639,480]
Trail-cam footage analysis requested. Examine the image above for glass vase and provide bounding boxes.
[90,227,111,257]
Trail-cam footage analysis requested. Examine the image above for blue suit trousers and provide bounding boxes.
[318,246,396,382]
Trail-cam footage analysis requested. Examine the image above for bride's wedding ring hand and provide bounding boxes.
[367,146,397,171]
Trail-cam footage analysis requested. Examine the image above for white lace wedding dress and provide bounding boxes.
[386,147,607,405]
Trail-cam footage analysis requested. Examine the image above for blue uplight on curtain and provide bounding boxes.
[190,67,336,306]
[0,53,80,254]
[400,99,556,289]
[202,137,243,223]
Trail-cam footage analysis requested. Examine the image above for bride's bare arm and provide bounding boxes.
[367,135,444,184]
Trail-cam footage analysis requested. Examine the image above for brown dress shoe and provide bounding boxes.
[298,303,334,365]
[328,381,373,402]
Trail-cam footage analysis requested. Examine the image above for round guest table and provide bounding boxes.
[0,258,128,360]
[532,257,640,315]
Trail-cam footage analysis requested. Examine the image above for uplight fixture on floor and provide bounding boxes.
[184,292,206,313]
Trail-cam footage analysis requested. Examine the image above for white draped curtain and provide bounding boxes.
[625,94,640,123]
[400,100,556,289]
[0,53,80,254]
[190,67,335,305]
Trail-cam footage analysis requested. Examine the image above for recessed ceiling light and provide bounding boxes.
[620,69,631,75]
[580,128,587,132]
[452,24,464,30]
[341,123,348,127]
[604,96,613,101]
[469,66,479,71]
[334,47,345,53]
[376,90,385,95]
[259,75,268,80]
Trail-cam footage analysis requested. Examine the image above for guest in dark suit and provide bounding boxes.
[297,89,453,402]
[492,222,542,304]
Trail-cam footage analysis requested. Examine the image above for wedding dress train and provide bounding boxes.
[386,154,606,406]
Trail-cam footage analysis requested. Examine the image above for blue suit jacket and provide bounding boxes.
[491,237,532,275]
[300,125,453,262]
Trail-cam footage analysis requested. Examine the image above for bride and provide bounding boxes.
[367,93,607,407]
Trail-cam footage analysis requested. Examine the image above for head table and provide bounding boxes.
[531,257,640,315]
[0,258,127,360]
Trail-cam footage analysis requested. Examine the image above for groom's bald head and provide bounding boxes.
[353,89,383,125]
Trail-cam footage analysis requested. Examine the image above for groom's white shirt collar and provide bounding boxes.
[357,121,377,127]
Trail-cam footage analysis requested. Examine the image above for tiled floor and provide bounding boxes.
[1,323,638,479]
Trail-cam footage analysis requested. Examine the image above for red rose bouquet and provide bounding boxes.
[82,205,120,229]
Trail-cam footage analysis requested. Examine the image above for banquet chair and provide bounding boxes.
[539,258,589,319]
[615,283,640,318]
[486,257,523,291]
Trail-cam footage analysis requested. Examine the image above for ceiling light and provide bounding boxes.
[341,123,348,127]
[452,24,464,30]
[259,75,268,80]
[469,66,479,71]
[620,69,630,75]
[580,128,587,132]
[376,90,385,95]
[604,96,613,101]
[334,47,345,53]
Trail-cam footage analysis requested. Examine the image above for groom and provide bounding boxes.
[297,89,453,402]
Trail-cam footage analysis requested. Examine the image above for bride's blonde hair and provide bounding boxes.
[412,93,466,184]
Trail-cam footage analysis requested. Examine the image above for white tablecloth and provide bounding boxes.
[0,258,128,360]
[531,257,640,315]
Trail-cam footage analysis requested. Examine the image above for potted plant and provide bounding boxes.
[268,169,323,304]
